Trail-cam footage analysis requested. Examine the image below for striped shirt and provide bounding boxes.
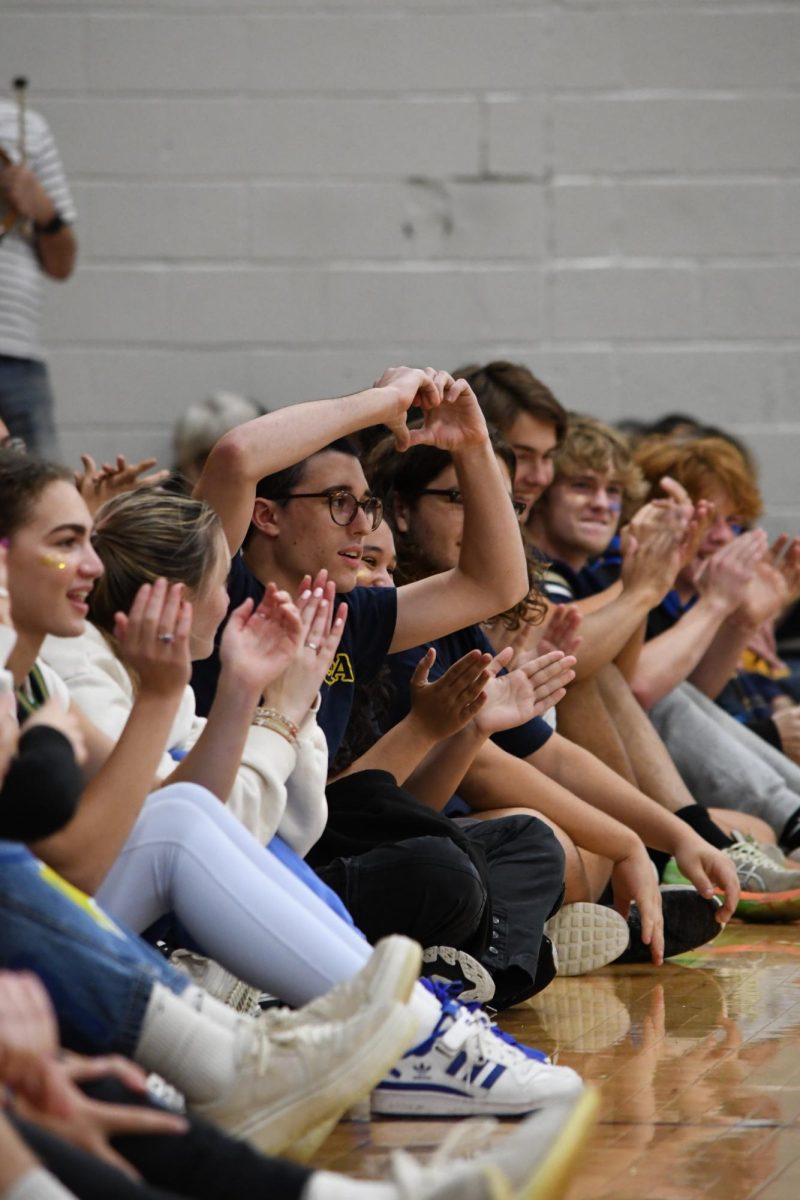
[0,102,76,362]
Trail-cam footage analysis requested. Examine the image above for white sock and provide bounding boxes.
[178,982,244,1031]
[3,1168,76,1200]
[407,981,443,1049]
[134,981,246,1103]
[303,1174,396,1200]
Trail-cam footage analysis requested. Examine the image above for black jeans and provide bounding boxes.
[317,832,488,954]
[312,771,565,1008]
[457,814,565,1008]
[12,1077,310,1200]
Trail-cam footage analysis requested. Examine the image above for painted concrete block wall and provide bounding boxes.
[1,1,798,532]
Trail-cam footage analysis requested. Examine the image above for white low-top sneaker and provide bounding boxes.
[371,999,583,1117]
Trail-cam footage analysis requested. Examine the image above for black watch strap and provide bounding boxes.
[34,212,67,236]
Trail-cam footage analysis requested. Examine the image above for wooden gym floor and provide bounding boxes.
[311,922,800,1198]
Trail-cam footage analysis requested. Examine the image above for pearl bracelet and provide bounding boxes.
[252,706,299,745]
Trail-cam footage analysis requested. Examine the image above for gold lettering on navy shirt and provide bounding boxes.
[325,653,355,685]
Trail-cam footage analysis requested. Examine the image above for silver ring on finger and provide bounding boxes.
[306,641,319,652]
[158,633,174,644]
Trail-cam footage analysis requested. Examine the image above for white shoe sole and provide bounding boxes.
[544,903,630,977]
[423,945,496,1003]
[371,1072,584,1118]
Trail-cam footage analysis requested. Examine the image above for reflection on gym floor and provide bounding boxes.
[313,924,800,1199]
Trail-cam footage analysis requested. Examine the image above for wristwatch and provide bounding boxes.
[34,211,67,236]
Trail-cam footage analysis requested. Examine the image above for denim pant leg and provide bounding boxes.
[0,355,59,458]
[0,843,189,1057]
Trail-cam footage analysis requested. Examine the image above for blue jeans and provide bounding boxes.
[0,842,188,1056]
[0,355,58,457]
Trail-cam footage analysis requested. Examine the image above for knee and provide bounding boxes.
[149,782,219,810]
[393,838,488,947]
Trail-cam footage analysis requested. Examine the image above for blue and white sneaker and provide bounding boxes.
[371,994,583,1117]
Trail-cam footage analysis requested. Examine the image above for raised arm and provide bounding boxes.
[194,367,444,554]
[30,580,191,895]
[389,382,529,653]
[632,530,766,707]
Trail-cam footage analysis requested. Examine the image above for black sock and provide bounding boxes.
[780,806,800,853]
[676,804,734,850]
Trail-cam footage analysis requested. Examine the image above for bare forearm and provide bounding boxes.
[0,1114,41,1191]
[404,724,488,810]
[460,741,638,860]
[35,225,76,280]
[334,713,437,785]
[687,617,753,699]
[539,734,693,855]
[196,386,388,552]
[455,440,528,613]
[571,590,656,680]
[632,597,737,707]
[166,674,260,801]
[612,616,646,683]
[30,692,182,893]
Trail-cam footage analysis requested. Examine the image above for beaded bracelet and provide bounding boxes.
[252,706,299,745]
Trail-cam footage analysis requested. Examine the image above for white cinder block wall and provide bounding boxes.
[1,1,798,532]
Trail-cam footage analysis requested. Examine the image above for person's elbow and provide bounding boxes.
[496,558,530,612]
[203,425,253,485]
[631,674,658,712]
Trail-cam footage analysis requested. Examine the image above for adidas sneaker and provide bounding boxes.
[371,994,583,1117]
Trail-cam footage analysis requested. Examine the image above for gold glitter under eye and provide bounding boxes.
[39,554,67,570]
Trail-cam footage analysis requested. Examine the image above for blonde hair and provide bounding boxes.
[552,414,647,520]
[89,489,224,633]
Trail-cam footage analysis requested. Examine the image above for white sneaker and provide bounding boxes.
[371,999,583,1117]
[422,945,496,1003]
[727,832,800,888]
[544,903,630,977]
[726,833,800,921]
[259,935,421,1033]
[389,1087,600,1199]
[169,949,261,1017]
[197,1000,417,1154]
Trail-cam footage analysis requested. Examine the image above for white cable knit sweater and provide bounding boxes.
[41,624,329,857]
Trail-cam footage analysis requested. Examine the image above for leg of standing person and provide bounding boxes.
[0,357,58,459]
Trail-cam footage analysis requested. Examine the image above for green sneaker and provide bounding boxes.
[663,835,800,923]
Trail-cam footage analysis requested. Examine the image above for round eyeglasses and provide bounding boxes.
[272,488,384,531]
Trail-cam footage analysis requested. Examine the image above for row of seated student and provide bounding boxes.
[1,359,799,1198]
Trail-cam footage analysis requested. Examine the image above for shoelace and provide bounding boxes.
[729,833,791,872]
[421,977,549,1063]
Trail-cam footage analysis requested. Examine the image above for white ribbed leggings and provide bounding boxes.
[95,783,371,1007]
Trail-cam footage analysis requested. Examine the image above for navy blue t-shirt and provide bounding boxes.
[190,554,398,765]
[540,557,606,605]
[385,624,553,760]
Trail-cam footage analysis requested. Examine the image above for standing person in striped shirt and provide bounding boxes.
[0,96,77,457]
